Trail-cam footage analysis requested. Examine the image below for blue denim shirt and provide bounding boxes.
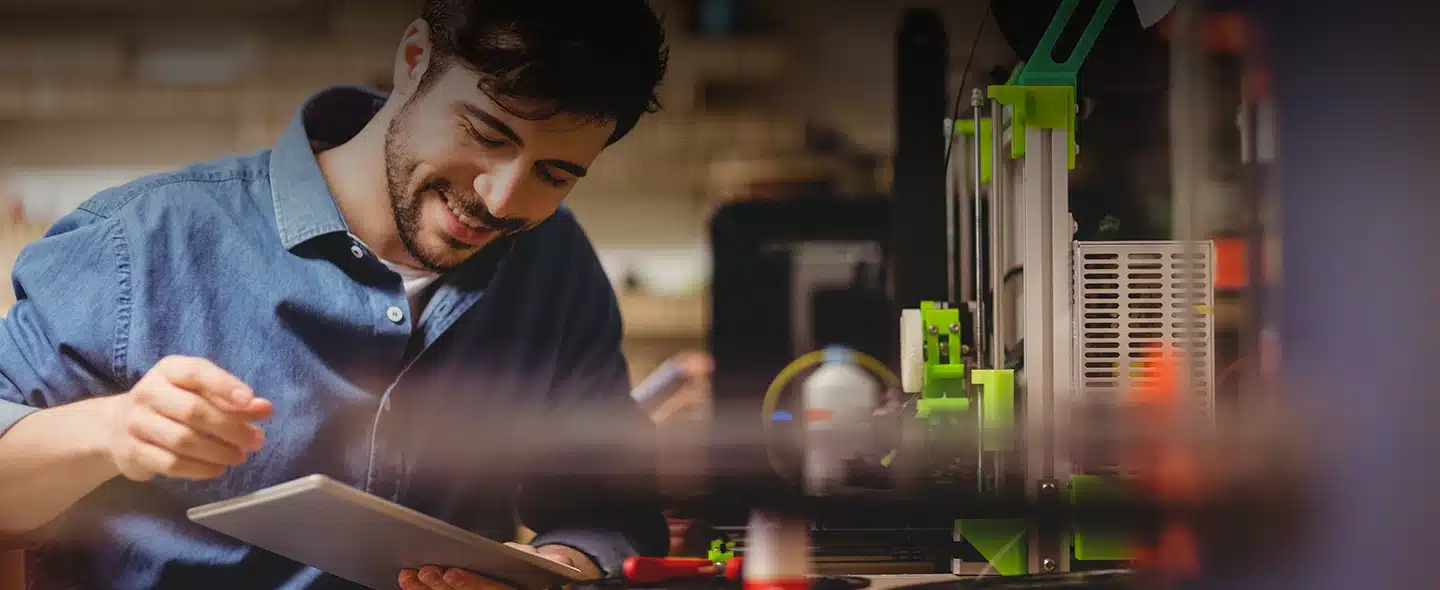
[0,86,666,589]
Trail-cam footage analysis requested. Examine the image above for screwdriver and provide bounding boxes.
[621,556,744,584]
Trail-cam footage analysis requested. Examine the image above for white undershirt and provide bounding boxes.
[348,235,442,326]
[377,259,437,326]
[380,260,440,320]
[377,256,442,327]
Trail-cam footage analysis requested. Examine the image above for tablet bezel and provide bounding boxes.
[187,474,587,590]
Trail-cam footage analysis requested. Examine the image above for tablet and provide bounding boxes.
[187,474,587,590]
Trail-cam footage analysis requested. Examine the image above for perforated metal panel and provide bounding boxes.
[1073,242,1216,419]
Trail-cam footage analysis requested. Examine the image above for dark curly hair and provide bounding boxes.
[419,0,669,144]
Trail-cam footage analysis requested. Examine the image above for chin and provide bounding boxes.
[404,202,486,268]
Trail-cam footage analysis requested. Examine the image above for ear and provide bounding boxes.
[392,18,434,97]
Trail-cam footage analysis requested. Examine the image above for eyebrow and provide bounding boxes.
[456,102,589,178]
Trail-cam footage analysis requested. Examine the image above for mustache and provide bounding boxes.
[423,180,532,234]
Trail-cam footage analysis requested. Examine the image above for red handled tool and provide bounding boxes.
[622,556,744,584]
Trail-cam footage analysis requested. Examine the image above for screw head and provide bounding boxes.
[1042,559,1057,572]
[949,323,960,333]
[928,325,938,334]
[1040,481,1057,493]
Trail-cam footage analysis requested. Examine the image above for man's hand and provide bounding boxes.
[398,542,601,590]
[99,355,272,481]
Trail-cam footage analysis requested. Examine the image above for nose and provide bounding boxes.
[473,162,527,219]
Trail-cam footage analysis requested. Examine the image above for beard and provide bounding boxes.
[382,96,533,272]
[383,100,451,272]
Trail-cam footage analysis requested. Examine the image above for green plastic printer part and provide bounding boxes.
[987,0,1118,169]
[955,519,1028,576]
[1070,474,1137,561]
[1011,0,1120,88]
[971,369,1015,452]
[988,85,1078,168]
[915,302,970,418]
[707,539,736,564]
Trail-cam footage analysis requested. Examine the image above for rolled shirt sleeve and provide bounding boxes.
[0,400,37,438]
[0,208,130,430]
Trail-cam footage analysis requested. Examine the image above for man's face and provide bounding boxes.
[383,64,615,271]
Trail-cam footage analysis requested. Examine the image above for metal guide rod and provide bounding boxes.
[945,123,959,308]
[988,98,1007,370]
[970,88,988,365]
[969,90,989,494]
[988,99,1009,494]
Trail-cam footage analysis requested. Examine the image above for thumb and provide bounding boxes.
[535,546,577,566]
[546,554,574,566]
[507,542,568,563]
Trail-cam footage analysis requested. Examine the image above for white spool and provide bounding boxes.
[899,308,924,394]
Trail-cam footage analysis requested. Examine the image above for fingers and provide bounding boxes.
[438,568,508,589]
[124,439,226,481]
[108,355,273,482]
[137,381,265,452]
[398,569,430,590]
[153,356,264,415]
[399,567,508,590]
[128,409,247,468]
[399,569,440,590]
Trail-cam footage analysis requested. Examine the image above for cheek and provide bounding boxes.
[399,115,475,169]
[409,139,475,172]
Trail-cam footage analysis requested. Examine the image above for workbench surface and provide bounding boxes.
[584,570,1137,590]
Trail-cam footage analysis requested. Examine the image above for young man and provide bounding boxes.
[0,1,670,588]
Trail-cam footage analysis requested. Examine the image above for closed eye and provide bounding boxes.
[461,120,506,148]
[537,166,572,188]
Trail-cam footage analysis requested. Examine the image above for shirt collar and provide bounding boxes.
[268,85,389,251]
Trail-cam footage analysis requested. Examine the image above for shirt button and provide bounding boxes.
[386,306,405,324]
[350,244,365,259]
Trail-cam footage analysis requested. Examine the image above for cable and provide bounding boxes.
[940,2,996,198]
[760,350,900,483]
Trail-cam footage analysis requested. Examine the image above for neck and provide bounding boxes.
[316,113,420,268]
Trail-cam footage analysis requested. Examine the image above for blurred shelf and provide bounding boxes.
[619,292,709,340]
[674,37,789,82]
[0,82,316,122]
[660,36,790,112]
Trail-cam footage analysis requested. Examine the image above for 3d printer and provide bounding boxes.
[701,0,1266,582]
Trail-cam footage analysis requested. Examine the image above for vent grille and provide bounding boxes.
[1073,242,1216,419]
